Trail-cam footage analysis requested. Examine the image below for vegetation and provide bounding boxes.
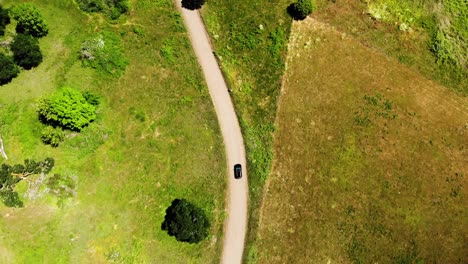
[0,158,55,207]
[314,0,467,94]
[41,126,64,147]
[0,0,225,262]
[162,198,211,243]
[201,0,291,260]
[77,0,130,19]
[10,3,48,38]
[10,34,43,69]
[288,0,314,20]
[0,53,19,85]
[0,5,10,36]
[256,19,467,263]
[181,0,207,10]
[80,31,128,77]
[37,87,97,131]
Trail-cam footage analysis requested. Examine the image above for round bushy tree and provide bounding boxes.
[181,0,206,10]
[161,199,210,243]
[10,34,43,69]
[0,53,20,85]
[0,6,11,36]
[288,0,314,20]
[11,3,48,38]
[38,87,97,131]
[41,126,64,147]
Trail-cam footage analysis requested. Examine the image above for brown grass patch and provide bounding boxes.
[256,18,467,264]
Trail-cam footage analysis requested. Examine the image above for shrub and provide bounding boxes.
[11,3,48,38]
[181,0,207,10]
[83,91,101,106]
[0,53,20,85]
[0,6,11,36]
[38,87,97,131]
[288,0,314,20]
[41,126,65,147]
[80,31,128,76]
[77,0,129,19]
[161,199,210,243]
[10,34,43,70]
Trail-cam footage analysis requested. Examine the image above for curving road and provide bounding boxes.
[174,2,248,264]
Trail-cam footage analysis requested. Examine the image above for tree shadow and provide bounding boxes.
[181,0,205,10]
[287,3,307,21]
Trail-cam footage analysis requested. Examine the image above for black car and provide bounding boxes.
[234,164,242,179]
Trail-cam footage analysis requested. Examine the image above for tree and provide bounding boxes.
[0,158,54,207]
[288,0,314,20]
[38,87,97,131]
[161,199,210,243]
[11,3,48,38]
[181,0,206,10]
[0,53,20,85]
[0,5,11,36]
[10,34,43,69]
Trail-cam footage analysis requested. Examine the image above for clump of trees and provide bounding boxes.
[161,199,210,243]
[288,0,314,20]
[10,34,43,70]
[10,3,48,38]
[0,3,47,86]
[181,0,207,10]
[77,0,130,19]
[0,158,55,207]
[0,53,19,85]
[38,87,98,131]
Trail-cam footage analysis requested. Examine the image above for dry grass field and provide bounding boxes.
[255,18,467,263]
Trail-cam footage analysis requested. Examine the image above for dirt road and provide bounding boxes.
[174,2,248,264]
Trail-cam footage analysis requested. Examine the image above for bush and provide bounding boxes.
[80,31,128,76]
[0,53,20,85]
[161,199,210,243]
[288,0,314,20]
[11,3,48,38]
[77,0,129,19]
[41,126,65,147]
[0,6,11,36]
[38,87,97,131]
[181,0,207,10]
[10,34,43,70]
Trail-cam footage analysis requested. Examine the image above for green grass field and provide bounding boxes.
[256,18,467,263]
[0,0,226,262]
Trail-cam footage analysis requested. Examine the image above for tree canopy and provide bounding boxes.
[288,0,314,20]
[38,87,97,131]
[161,199,210,243]
[0,53,20,85]
[10,34,43,70]
[11,3,48,38]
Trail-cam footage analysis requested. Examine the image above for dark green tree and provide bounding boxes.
[288,0,314,20]
[10,34,43,70]
[0,5,11,36]
[38,87,97,131]
[11,3,48,38]
[0,53,20,85]
[161,199,210,243]
[181,0,206,10]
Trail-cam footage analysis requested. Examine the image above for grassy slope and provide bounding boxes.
[200,1,291,261]
[0,0,225,263]
[256,19,467,263]
[315,0,467,95]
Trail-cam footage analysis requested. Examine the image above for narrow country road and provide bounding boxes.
[174,2,249,264]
